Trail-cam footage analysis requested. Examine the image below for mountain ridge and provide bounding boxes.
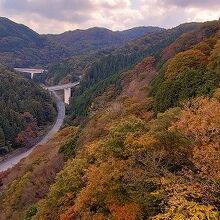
[45,26,165,56]
[0,17,164,67]
[0,19,220,220]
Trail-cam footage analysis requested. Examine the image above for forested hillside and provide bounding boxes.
[46,26,163,56]
[0,17,70,67]
[0,66,56,155]
[47,22,199,87]
[0,20,219,220]
[67,22,201,116]
[0,17,162,68]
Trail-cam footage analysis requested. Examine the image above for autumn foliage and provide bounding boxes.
[0,20,220,220]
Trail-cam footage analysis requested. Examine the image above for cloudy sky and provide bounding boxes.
[0,0,219,34]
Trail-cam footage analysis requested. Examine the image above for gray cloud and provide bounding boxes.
[2,0,94,22]
[3,0,93,11]
[0,0,219,34]
[160,0,220,8]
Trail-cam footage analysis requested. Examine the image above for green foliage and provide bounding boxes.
[68,23,200,116]
[151,69,219,112]
[1,20,220,220]
[24,206,37,220]
[208,40,220,74]
[0,17,69,67]
[0,17,163,68]
[2,172,32,218]
[165,49,207,78]
[59,133,79,160]
[148,107,181,133]
[69,73,122,116]
[0,127,7,154]
[0,67,56,154]
[111,116,146,135]
[35,159,87,219]
[39,22,204,125]
[0,127,5,147]
[147,108,192,169]
[47,27,164,57]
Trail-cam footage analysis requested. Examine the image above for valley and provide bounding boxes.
[0,90,65,172]
[0,68,81,172]
[0,15,219,220]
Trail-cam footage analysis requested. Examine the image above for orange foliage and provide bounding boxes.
[15,112,38,147]
[160,21,219,62]
[193,41,212,56]
[171,97,220,180]
[161,32,197,61]
[193,142,220,179]
[74,159,127,215]
[0,170,9,186]
[170,97,220,143]
[59,205,75,220]
[108,203,141,220]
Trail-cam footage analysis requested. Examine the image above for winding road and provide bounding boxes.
[0,91,65,172]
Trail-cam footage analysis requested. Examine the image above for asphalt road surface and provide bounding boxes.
[0,91,65,172]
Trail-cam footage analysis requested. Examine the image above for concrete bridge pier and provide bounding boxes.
[64,88,71,105]
[31,72,34,80]
[45,82,80,105]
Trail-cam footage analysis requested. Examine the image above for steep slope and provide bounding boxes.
[45,26,164,85]
[151,20,220,112]
[47,22,200,87]
[0,20,220,220]
[0,17,43,49]
[0,66,56,156]
[0,17,69,67]
[67,22,201,116]
[33,20,220,219]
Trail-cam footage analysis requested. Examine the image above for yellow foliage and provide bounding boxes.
[53,126,79,141]
[34,159,87,220]
[193,142,220,180]
[170,97,220,143]
[213,88,220,101]
[1,172,31,219]
[165,49,207,78]
[152,196,219,220]
[193,41,212,56]
[124,133,158,154]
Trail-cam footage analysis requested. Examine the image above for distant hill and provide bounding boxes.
[0,17,43,49]
[0,17,164,67]
[1,20,220,220]
[47,22,201,88]
[46,26,164,55]
[0,17,69,67]
[119,26,163,39]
